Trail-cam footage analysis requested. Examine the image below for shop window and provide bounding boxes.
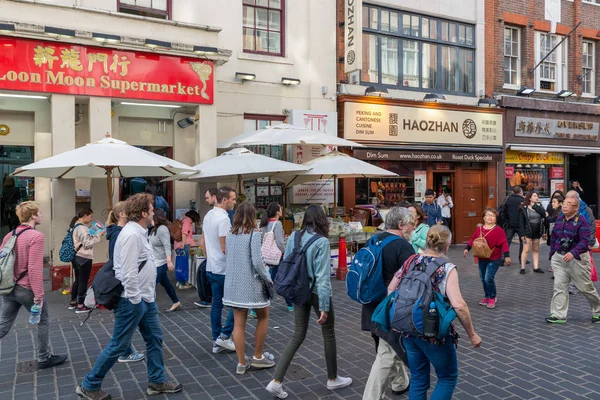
[535,32,567,93]
[583,41,595,95]
[242,0,284,56]
[360,6,475,95]
[242,114,286,208]
[503,26,520,88]
[118,0,170,19]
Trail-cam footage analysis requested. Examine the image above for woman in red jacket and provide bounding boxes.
[463,208,511,309]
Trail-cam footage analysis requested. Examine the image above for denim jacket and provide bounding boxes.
[284,229,332,312]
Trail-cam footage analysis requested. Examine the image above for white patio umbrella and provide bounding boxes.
[12,135,197,209]
[274,151,398,216]
[162,147,311,193]
[218,123,365,149]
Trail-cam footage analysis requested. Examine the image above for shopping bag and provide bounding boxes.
[591,257,598,283]
[175,254,189,283]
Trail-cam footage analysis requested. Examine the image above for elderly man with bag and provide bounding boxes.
[546,196,600,324]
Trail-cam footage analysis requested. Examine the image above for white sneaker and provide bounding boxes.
[326,376,352,390]
[215,337,235,351]
[266,381,288,399]
[212,343,226,354]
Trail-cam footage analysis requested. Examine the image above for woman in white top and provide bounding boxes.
[437,187,454,228]
[149,214,180,312]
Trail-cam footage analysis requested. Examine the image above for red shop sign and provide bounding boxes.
[505,166,515,179]
[548,167,564,179]
[0,36,214,104]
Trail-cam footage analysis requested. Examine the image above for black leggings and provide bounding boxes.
[71,257,93,304]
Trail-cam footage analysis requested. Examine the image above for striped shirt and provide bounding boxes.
[550,213,590,260]
[1,226,45,301]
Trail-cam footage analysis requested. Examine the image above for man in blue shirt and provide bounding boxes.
[422,189,442,227]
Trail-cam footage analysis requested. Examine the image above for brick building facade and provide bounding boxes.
[487,0,600,213]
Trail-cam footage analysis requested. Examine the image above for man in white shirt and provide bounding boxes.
[437,187,454,228]
[200,186,237,353]
[77,193,182,400]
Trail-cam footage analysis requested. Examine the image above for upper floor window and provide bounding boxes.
[582,41,595,95]
[361,6,475,95]
[118,0,170,20]
[583,0,600,4]
[243,0,285,56]
[504,27,520,87]
[535,32,567,93]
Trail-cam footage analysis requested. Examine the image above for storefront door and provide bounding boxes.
[457,169,484,243]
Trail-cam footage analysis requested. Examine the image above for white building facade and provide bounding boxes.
[0,0,336,266]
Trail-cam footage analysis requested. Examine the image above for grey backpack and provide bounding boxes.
[0,227,32,296]
[390,256,445,337]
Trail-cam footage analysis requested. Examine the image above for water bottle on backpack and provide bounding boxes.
[423,302,438,337]
[29,304,41,325]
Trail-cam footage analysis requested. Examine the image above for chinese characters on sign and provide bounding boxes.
[515,117,599,141]
[344,102,503,146]
[0,36,214,104]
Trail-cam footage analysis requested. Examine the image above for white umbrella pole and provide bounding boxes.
[106,168,114,211]
[333,175,337,218]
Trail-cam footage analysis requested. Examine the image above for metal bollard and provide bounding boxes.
[336,233,348,281]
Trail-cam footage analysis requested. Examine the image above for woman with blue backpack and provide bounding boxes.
[265,205,352,399]
[387,225,481,400]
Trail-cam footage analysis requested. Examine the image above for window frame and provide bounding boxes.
[535,32,567,94]
[503,26,520,89]
[360,5,476,96]
[582,40,595,96]
[242,0,286,57]
[117,0,171,20]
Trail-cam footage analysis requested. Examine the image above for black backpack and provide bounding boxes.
[92,258,147,310]
[274,231,323,306]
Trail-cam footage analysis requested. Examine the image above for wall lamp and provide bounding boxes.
[477,97,498,107]
[517,86,535,96]
[92,32,121,44]
[423,93,446,102]
[45,26,75,39]
[556,89,574,99]
[0,23,15,33]
[235,72,256,82]
[365,86,388,97]
[145,39,171,50]
[194,46,218,55]
[281,77,301,86]
[177,116,199,129]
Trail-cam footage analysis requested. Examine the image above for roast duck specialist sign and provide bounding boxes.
[0,36,214,104]
[344,102,503,146]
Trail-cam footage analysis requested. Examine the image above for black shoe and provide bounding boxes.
[533,268,545,274]
[38,354,68,370]
[392,385,410,396]
[520,269,526,274]
[147,381,183,395]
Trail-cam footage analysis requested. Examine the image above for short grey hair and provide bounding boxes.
[385,207,414,230]
[566,190,580,200]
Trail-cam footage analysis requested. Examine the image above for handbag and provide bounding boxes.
[250,231,275,299]
[261,223,283,265]
[591,257,598,283]
[371,291,396,332]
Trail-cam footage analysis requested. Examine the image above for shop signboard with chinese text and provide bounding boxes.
[548,167,564,179]
[289,110,337,204]
[515,117,599,141]
[344,102,503,146]
[505,150,564,165]
[505,166,515,179]
[0,36,214,104]
[344,0,362,74]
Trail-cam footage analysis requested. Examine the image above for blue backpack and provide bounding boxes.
[59,223,82,263]
[346,234,401,304]
[274,231,323,306]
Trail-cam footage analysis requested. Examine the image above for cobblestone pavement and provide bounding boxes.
[1,244,600,400]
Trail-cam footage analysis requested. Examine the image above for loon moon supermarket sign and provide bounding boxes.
[0,36,214,104]
[344,102,503,146]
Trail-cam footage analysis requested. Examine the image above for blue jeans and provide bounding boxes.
[156,264,179,304]
[402,337,458,400]
[269,265,292,307]
[478,259,500,299]
[206,272,234,341]
[82,299,166,391]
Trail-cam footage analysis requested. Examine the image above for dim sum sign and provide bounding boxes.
[0,36,214,104]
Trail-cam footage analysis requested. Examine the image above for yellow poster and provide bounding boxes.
[505,150,564,165]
